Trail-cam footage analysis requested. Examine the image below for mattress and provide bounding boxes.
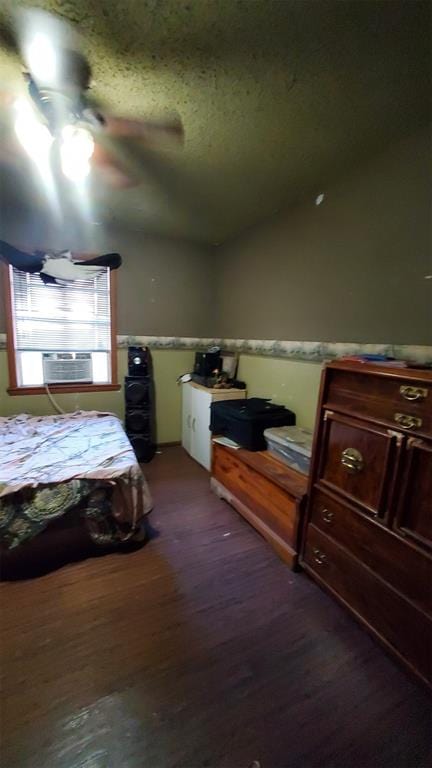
[0,411,152,550]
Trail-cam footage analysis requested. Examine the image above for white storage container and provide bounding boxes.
[264,426,313,475]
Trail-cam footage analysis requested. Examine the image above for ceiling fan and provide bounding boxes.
[0,7,184,187]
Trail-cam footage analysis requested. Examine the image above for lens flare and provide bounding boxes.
[60,125,94,181]
[14,98,53,161]
[27,33,57,85]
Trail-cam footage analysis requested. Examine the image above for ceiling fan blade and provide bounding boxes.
[87,106,185,189]
[91,141,138,188]
[99,135,202,214]
[89,128,189,206]
[101,114,184,147]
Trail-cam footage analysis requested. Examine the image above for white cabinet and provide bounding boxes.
[182,382,246,470]
[181,379,193,455]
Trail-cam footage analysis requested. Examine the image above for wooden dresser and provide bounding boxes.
[300,361,432,687]
[212,443,308,569]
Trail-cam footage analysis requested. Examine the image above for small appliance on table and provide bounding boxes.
[191,347,240,388]
[193,349,223,378]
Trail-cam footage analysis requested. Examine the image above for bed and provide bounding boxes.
[0,411,152,574]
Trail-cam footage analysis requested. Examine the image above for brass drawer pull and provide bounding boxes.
[400,385,428,402]
[341,447,364,473]
[312,547,327,566]
[394,413,422,430]
[321,508,334,524]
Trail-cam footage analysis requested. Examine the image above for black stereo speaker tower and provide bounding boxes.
[125,347,156,463]
[125,376,150,407]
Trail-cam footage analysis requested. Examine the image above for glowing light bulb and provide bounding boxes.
[26,33,57,84]
[14,98,53,161]
[60,125,94,181]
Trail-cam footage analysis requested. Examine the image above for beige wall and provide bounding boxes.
[1,128,430,439]
[0,343,324,439]
[216,127,432,345]
[237,355,323,430]
[110,231,216,337]
[0,348,194,444]
[0,221,215,337]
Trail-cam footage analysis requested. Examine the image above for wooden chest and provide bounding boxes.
[211,443,308,569]
[300,361,432,687]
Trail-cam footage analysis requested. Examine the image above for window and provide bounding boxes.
[4,265,119,394]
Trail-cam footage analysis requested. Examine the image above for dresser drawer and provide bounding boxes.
[318,412,400,516]
[310,488,432,616]
[212,444,298,546]
[326,369,432,437]
[303,525,432,685]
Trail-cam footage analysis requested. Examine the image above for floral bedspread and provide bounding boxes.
[0,411,152,549]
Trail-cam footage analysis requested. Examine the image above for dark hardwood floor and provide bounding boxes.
[0,447,431,768]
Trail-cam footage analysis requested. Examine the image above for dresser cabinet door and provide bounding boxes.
[394,438,432,552]
[317,412,400,517]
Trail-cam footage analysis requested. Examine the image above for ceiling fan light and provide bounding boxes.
[61,156,91,181]
[60,125,94,181]
[14,99,53,160]
[26,33,57,85]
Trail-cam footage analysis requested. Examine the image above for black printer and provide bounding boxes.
[210,397,296,451]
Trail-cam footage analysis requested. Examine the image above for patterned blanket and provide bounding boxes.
[0,412,152,549]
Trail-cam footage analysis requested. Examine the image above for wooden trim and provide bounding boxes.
[326,360,432,384]
[109,269,118,385]
[7,384,121,396]
[3,263,118,390]
[2,264,17,389]
[300,364,330,560]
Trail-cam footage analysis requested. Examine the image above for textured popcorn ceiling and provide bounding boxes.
[0,0,430,243]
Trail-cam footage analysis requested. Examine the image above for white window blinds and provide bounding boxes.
[10,267,111,352]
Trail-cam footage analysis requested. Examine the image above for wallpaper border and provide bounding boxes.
[119,337,432,363]
[0,333,430,363]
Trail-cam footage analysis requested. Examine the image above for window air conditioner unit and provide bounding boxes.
[42,353,93,384]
